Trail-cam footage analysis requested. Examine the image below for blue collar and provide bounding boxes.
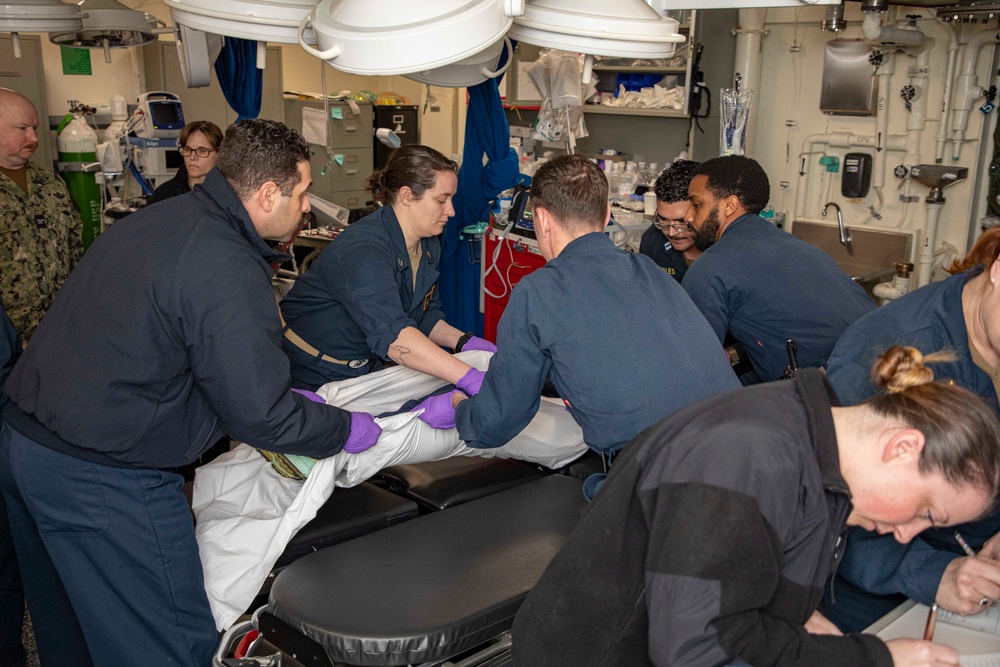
[195,169,291,265]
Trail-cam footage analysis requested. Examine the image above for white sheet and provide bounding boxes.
[193,351,587,630]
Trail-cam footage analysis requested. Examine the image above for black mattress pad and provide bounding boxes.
[263,474,587,665]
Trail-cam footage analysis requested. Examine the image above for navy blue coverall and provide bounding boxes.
[456,232,741,454]
[822,266,1000,632]
[280,204,446,388]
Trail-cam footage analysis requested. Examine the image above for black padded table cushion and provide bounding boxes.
[371,457,546,511]
[274,482,419,569]
[263,474,587,666]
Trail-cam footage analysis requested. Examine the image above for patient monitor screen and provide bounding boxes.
[151,102,181,126]
[514,194,534,231]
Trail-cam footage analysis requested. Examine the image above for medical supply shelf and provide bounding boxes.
[502,12,695,120]
[502,8,735,165]
[581,107,688,118]
[592,66,687,74]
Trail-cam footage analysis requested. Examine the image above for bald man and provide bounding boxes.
[0,89,89,667]
[0,88,84,340]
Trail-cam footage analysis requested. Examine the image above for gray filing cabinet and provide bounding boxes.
[283,97,374,210]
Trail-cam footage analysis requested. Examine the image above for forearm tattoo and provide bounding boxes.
[389,344,411,367]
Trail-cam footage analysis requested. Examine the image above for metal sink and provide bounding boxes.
[790,220,915,299]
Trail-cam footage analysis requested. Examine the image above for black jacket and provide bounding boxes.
[3,169,351,469]
[147,164,190,205]
[512,370,892,667]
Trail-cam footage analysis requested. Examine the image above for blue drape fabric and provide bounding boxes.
[213,38,263,122]
[438,43,527,335]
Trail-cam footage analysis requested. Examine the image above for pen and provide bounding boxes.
[923,603,939,641]
[955,530,977,557]
[957,531,994,607]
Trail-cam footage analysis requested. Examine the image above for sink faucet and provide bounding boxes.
[821,202,852,246]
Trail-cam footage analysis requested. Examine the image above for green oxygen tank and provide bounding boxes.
[57,110,101,248]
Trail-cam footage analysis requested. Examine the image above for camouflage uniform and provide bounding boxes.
[0,162,84,339]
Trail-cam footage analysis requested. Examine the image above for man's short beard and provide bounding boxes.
[692,204,721,252]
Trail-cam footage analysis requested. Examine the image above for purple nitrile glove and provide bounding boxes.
[462,336,497,354]
[291,388,325,403]
[344,412,381,453]
[456,367,486,396]
[411,391,464,429]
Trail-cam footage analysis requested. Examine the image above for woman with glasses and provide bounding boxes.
[639,160,701,283]
[147,121,223,205]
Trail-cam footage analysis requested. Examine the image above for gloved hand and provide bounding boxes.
[456,367,486,396]
[411,391,465,429]
[462,336,497,354]
[344,412,381,453]
[291,388,325,403]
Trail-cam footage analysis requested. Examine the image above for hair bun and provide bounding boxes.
[872,345,952,393]
[364,168,389,204]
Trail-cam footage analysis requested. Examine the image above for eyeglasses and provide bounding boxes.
[651,220,691,233]
[178,146,218,158]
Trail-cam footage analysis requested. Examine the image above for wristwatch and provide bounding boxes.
[455,332,475,352]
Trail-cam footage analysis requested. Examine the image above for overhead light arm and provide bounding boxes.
[0,0,85,58]
[49,0,164,63]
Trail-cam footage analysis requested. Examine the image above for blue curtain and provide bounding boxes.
[213,37,263,122]
[439,44,527,336]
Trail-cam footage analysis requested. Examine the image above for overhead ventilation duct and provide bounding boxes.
[0,0,84,58]
[298,0,525,77]
[49,0,167,63]
[508,0,685,84]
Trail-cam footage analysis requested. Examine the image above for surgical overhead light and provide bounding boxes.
[0,0,84,58]
[49,0,168,64]
[508,0,685,84]
[403,35,512,89]
[298,0,525,77]
[163,0,319,46]
[164,0,321,80]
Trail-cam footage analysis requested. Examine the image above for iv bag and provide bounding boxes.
[720,87,753,157]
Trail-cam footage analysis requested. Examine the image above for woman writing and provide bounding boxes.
[279,144,494,391]
[822,227,1000,632]
[147,120,223,204]
[513,346,1000,667]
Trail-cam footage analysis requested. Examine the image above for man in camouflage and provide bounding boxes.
[0,88,84,340]
[0,88,86,667]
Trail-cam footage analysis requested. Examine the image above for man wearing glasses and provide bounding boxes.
[639,159,701,283]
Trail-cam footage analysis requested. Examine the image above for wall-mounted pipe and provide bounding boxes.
[862,12,923,46]
[795,131,907,224]
[916,201,944,286]
[935,20,959,163]
[894,45,931,228]
[732,8,767,156]
[950,27,1000,161]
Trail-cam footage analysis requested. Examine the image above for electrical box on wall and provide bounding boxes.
[820,41,876,116]
[842,153,873,198]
